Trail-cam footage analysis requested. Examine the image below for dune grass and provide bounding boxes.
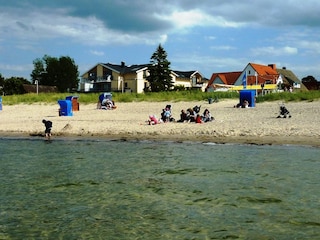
[1,91,239,105]
[1,90,319,105]
[256,90,320,103]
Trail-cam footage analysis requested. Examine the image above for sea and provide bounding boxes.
[0,137,319,240]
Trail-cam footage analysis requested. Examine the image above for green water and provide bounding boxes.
[0,138,319,239]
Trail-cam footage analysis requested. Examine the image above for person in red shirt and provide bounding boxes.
[195,114,202,124]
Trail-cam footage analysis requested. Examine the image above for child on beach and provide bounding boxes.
[42,119,52,139]
[148,115,159,125]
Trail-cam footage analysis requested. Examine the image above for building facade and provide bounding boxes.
[79,62,206,93]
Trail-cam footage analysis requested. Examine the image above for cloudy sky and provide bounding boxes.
[1,0,319,81]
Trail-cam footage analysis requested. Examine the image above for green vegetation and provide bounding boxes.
[256,90,320,103]
[2,91,238,105]
[147,44,173,92]
[31,55,79,92]
[1,90,320,105]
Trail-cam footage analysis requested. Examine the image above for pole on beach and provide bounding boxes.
[35,80,39,95]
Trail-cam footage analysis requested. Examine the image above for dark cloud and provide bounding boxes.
[5,0,173,33]
[16,21,29,31]
[3,0,320,32]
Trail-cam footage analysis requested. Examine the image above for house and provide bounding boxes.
[234,63,280,85]
[206,71,242,92]
[171,70,207,91]
[206,63,286,93]
[79,62,151,93]
[79,62,206,93]
[276,67,304,90]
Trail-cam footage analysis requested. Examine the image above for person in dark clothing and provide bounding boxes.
[277,105,292,118]
[187,108,196,122]
[42,119,52,139]
[177,109,189,122]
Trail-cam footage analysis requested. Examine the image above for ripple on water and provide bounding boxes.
[0,138,319,239]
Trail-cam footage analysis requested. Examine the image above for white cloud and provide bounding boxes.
[251,46,298,57]
[155,9,243,32]
[298,40,320,54]
[0,7,166,47]
[206,36,217,40]
[90,50,105,56]
[171,53,245,75]
[0,63,32,74]
[210,45,236,51]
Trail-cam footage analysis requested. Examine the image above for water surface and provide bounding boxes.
[0,138,319,239]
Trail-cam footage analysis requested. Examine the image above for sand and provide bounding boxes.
[0,99,319,146]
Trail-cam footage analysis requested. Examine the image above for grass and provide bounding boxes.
[256,90,320,103]
[1,91,239,105]
[1,90,320,105]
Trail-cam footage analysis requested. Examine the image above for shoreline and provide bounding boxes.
[1,99,319,147]
[1,131,319,147]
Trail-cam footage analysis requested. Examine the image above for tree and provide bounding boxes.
[0,73,5,95]
[147,44,173,92]
[301,75,318,83]
[31,55,79,92]
[30,58,46,84]
[301,75,320,90]
[3,77,30,95]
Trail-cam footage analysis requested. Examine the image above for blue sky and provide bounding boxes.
[1,0,319,81]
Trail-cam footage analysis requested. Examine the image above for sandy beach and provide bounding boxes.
[0,99,319,146]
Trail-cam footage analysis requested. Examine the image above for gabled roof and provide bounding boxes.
[276,67,300,84]
[102,62,151,74]
[207,71,241,86]
[81,62,151,77]
[250,63,278,76]
[172,70,199,78]
[244,63,279,85]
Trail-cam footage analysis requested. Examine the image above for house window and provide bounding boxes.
[124,82,128,88]
[248,70,251,75]
[89,72,96,81]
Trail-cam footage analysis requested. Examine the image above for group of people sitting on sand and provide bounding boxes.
[177,105,214,123]
[148,104,214,125]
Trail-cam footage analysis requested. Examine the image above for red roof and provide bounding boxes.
[207,71,241,87]
[248,63,279,85]
[250,63,278,75]
[206,63,280,90]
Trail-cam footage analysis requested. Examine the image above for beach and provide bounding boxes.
[0,99,319,146]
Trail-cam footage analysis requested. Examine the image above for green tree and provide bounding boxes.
[301,75,320,90]
[0,73,5,95]
[30,58,46,84]
[3,77,30,95]
[31,55,79,92]
[147,44,173,92]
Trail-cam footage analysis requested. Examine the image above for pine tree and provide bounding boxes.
[147,44,173,92]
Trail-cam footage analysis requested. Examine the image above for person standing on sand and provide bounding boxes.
[42,119,52,139]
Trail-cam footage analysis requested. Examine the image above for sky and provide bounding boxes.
[1,0,320,81]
